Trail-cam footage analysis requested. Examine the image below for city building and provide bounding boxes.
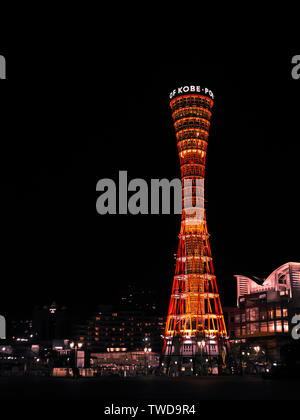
[9,319,33,342]
[0,302,74,376]
[32,302,71,342]
[161,85,227,376]
[74,304,165,353]
[224,262,300,361]
[118,284,159,313]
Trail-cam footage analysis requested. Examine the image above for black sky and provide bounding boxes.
[0,29,299,320]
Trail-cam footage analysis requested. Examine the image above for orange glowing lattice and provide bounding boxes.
[163,93,227,355]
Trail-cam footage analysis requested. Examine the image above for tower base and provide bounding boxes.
[160,335,228,376]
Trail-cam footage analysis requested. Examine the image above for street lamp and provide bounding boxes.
[70,341,83,349]
[143,346,152,375]
[70,341,83,376]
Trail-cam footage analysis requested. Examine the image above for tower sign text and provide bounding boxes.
[169,86,214,100]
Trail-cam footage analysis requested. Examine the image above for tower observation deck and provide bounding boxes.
[161,85,227,376]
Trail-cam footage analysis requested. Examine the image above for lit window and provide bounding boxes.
[268,322,275,332]
[260,322,268,333]
[250,308,259,321]
[250,323,259,334]
[260,311,267,320]
[234,327,241,337]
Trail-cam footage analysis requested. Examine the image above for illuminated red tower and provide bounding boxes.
[161,85,227,375]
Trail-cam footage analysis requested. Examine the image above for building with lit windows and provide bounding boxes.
[73,305,165,354]
[90,351,160,376]
[224,262,300,360]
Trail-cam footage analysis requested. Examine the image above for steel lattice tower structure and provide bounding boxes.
[161,85,227,376]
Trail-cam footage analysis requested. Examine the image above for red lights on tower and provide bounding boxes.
[161,87,227,375]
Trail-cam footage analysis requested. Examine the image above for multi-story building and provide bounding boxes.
[73,304,165,353]
[32,302,71,342]
[9,319,33,341]
[225,262,300,361]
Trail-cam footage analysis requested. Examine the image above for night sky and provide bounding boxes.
[0,33,299,320]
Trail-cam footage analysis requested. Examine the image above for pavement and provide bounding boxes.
[0,375,299,401]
